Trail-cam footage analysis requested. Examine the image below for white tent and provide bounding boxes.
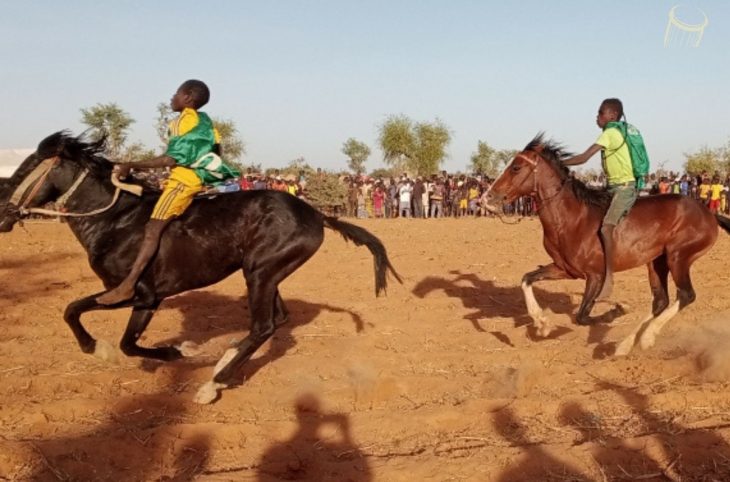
[0,149,33,177]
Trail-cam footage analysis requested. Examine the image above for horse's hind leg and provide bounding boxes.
[193,279,277,404]
[615,256,670,356]
[521,263,570,337]
[650,255,670,316]
[194,245,317,404]
[639,254,695,350]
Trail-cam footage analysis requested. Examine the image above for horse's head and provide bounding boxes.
[0,131,111,232]
[485,133,570,210]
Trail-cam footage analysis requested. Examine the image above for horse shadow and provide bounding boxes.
[23,350,211,481]
[558,381,730,479]
[411,270,576,343]
[21,292,365,481]
[147,290,365,386]
[492,407,590,481]
[256,393,372,481]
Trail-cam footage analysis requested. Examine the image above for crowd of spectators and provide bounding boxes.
[342,172,531,219]
[136,166,730,219]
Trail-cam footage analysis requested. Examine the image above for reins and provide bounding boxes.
[7,156,140,219]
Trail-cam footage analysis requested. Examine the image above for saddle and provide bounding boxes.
[116,173,242,200]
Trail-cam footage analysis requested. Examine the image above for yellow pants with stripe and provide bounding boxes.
[151,167,203,220]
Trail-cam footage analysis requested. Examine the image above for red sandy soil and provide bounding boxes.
[2,217,730,481]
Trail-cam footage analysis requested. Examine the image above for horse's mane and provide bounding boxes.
[39,131,112,177]
[7,131,112,192]
[0,131,113,207]
[524,133,612,209]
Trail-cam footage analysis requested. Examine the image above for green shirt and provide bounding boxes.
[596,127,634,186]
[165,112,240,185]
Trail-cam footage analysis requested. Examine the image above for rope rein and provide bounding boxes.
[9,156,127,218]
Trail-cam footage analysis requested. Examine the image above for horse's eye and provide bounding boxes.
[511,164,521,172]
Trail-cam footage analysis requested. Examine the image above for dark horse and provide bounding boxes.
[485,134,730,355]
[0,132,402,403]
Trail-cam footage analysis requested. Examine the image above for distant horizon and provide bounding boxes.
[2,1,728,174]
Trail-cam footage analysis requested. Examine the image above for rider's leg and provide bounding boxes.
[598,184,638,300]
[97,174,201,305]
[97,219,171,305]
[598,222,616,299]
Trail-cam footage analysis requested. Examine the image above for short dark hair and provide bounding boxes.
[601,98,624,119]
[181,79,210,109]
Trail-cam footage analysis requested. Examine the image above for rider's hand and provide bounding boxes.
[114,164,132,179]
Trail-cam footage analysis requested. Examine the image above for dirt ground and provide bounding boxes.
[2,217,730,481]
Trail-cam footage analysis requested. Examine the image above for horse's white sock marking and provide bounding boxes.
[522,281,552,337]
[615,312,655,356]
[213,348,238,377]
[639,301,680,350]
[193,381,227,404]
[191,348,238,404]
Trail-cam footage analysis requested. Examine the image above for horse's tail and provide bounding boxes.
[323,216,403,296]
[716,214,730,234]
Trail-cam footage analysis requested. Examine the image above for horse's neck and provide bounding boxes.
[536,181,590,240]
[65,178,144,256]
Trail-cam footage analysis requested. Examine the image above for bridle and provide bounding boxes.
[6,155,128,218]
[513,152,568,208]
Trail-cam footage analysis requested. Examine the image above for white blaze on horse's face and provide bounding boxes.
[486,153,539,207]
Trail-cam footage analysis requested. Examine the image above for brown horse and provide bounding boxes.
[485,134,730,355]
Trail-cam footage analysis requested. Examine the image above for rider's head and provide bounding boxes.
[596,98,624,128]
[171,80,210,112]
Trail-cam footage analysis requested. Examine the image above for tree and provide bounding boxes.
[378,115,414,172]
[155,102,173,147]
[341,138,371,174]
[80,103,135,158]
[378,115,450,176]
[412,120,450,175]
[470,141,498,176]
[281,157,315,179]
[369,167,395,180]
[213,118,246,163]
[684,146,719,176]
[304,171,347,213]
[121,142,157,163]
[495,149,518,168]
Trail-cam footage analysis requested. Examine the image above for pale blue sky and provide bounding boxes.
[0,1,727,172]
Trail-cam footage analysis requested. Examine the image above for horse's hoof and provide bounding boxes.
[536,322,553,338]
[93,339,120,364]
[176,341,201,357]
[193,381,226,404]
[639,330,656,350]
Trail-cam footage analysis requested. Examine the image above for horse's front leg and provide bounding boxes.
[576,274,628,327]
[118,304,190,361]
[64,292,135,360]
[521,263,571,337]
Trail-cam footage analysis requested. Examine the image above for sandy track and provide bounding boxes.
[2,218,730,481]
